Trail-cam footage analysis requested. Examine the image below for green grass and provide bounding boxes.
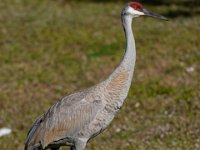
[0,0,200,149]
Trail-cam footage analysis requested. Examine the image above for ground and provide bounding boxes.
[0,0,200,149]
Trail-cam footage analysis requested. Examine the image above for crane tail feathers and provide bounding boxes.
[24,115,44,150]
[24,125,37,149]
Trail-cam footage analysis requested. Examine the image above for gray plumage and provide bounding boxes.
[25,2,167,150]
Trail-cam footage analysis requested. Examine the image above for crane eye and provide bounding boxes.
[136,7,144,12]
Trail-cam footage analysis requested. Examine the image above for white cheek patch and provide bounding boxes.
[127,7,144,16]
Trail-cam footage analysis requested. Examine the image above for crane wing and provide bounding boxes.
[25,88,103,149]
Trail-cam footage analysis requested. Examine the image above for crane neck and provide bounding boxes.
[107,14,136,80]
[121,15,136,71]
[103,14,136,99]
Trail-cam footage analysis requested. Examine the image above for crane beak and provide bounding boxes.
[143,9,168,21]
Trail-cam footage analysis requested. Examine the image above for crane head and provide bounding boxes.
[123,2,168,21]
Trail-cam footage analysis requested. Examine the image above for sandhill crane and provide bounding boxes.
[25,2,167,150]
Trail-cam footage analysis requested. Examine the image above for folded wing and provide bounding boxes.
[25,89,103,149]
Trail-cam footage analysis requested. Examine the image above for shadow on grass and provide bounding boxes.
[141,0,200,6]
[66,0,200,5]
[159,0,200,18]
[163,9,200,18]
[63,0,200,18]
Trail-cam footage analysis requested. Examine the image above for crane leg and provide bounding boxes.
[50,148,59,150]
[70,146,76,150]
[71,138,87,150]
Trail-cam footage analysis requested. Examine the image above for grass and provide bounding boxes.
[0,0,200,149]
